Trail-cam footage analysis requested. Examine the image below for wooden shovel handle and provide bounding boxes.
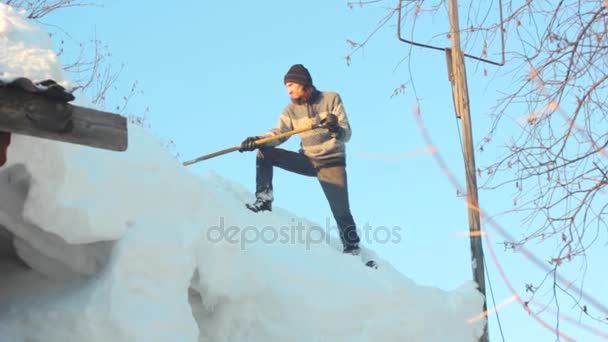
[182,124,323,166]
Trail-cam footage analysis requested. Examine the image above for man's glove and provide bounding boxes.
[320,113,339,133]
[239,136,261,152]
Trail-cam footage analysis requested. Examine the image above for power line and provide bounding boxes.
[485,255,507,342]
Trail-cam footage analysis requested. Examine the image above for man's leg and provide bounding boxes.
[316,166,361,251]
[249,147,316,212]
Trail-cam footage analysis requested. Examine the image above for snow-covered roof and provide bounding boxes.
[0,77,75,102]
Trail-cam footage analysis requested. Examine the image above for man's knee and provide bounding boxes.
[256,147,277,160]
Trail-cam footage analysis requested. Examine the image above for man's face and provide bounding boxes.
[285,82,305,100]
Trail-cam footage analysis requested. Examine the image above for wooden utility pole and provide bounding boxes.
[446,0,489,341]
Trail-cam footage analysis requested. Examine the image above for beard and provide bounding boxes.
[290,88,313,105]
[291,96,306,105]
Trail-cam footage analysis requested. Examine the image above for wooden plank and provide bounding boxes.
[0,87,128,152]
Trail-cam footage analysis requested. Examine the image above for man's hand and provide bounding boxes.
[239,136,261,152]
[320,113,339,133]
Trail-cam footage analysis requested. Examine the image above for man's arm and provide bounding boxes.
[261,109,294,147]
[331,94,351,142]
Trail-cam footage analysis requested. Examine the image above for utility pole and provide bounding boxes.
[446,0,489,341]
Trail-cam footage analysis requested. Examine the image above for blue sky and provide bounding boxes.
[42,1,607,341]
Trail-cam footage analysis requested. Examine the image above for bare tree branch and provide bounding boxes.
[350,0,608,335]
[3,0,96,19]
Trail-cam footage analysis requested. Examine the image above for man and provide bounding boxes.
[238,64,365,258]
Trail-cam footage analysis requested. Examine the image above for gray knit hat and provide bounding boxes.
[283,64,313,86]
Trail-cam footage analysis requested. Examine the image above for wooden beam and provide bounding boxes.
[0,87,128,152]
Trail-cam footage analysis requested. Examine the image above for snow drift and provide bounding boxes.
[0,4,485,341]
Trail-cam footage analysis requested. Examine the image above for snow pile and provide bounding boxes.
[0,4,486,341]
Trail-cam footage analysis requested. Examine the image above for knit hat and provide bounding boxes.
[283,64,313,86]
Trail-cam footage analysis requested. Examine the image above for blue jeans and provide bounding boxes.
[254,147,360,249]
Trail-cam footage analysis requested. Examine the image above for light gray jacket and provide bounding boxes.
[262,91,351,164]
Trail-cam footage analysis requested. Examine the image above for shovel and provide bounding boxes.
[182,123,324,166]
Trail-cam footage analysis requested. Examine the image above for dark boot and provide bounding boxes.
[343,244,360,255]
[365,260,378,269]
[343,244,378,269]
[245,198,272,213]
